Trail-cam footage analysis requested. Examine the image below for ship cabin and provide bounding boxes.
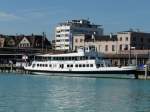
[30,47,112,69]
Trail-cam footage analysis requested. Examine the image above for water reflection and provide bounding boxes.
[0,74,150,112]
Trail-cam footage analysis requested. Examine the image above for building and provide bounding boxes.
[0,34,52,54]
[51,40,56,50]
[117,31,150,52]
[17,35,51,49]
[55,19,103,51]
[74,31,150,54]
[73,34,117,54]
[73,31,150,66]
[0,35,5,48]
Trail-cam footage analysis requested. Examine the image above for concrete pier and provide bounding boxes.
[135,69,150,80]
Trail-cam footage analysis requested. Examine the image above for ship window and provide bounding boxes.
[62,57,64,60]
[69,57,71,60]
[90,57,95,59]
[65,57,68,60]
[83,64,85,67]
[75,57,78,60]
[42,64,45,67]
[101,64,104,67]
[75,64,78,67]
[37,64,39,67]
[70,64,73,67]
[82,56,85,60]
[79,57,82,60]
[96,64,100,68]
[67,64,69,67]
[48,57,51,60]
[49,64,52,67]
[45,64,48,67]
[86,64,89,67]
[79,64,82,67]
[72,57,75,60]
[90,64,93,67]
[32,64,35,68]
[40,64,42,67]
[85,56,88,60]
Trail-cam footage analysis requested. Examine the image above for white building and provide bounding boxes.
[55,19,103,51]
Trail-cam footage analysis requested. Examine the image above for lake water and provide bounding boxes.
[0,73,150,112]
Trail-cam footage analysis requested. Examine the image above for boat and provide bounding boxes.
[24,47,137,78]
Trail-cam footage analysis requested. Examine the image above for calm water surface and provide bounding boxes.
[0,73,150,112]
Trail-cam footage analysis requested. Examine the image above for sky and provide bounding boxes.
[0,0,150,40]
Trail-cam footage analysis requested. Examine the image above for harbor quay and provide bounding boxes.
[0,50,149,79]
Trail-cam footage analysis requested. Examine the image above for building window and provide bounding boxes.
[112,45,115,51]
[99,45,101,51]
[64,39,69,42]
[75,39,78,43]
[80,39,83,42]
[56,34,60,37]
[120,37,122,41]
[141,37,144,42]
[124,44,128,50]
[75,46,78,51]
[132,37,136,41]
[149,38,150,43]
[105,45,108,51]
[120,44,122,51]
[126,37,128,41]
[65,34,69,37]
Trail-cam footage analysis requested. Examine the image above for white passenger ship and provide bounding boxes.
[24,48,137,78]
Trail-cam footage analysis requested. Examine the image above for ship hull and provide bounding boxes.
[27,69,136,79]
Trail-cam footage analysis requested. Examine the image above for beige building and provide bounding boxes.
[73,34,87,51]
[73,34,118,54]
[73,31,150,54]
[73,31,150,66]
[0,36,5,48]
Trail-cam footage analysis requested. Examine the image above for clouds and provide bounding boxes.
[0,11,20,21]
